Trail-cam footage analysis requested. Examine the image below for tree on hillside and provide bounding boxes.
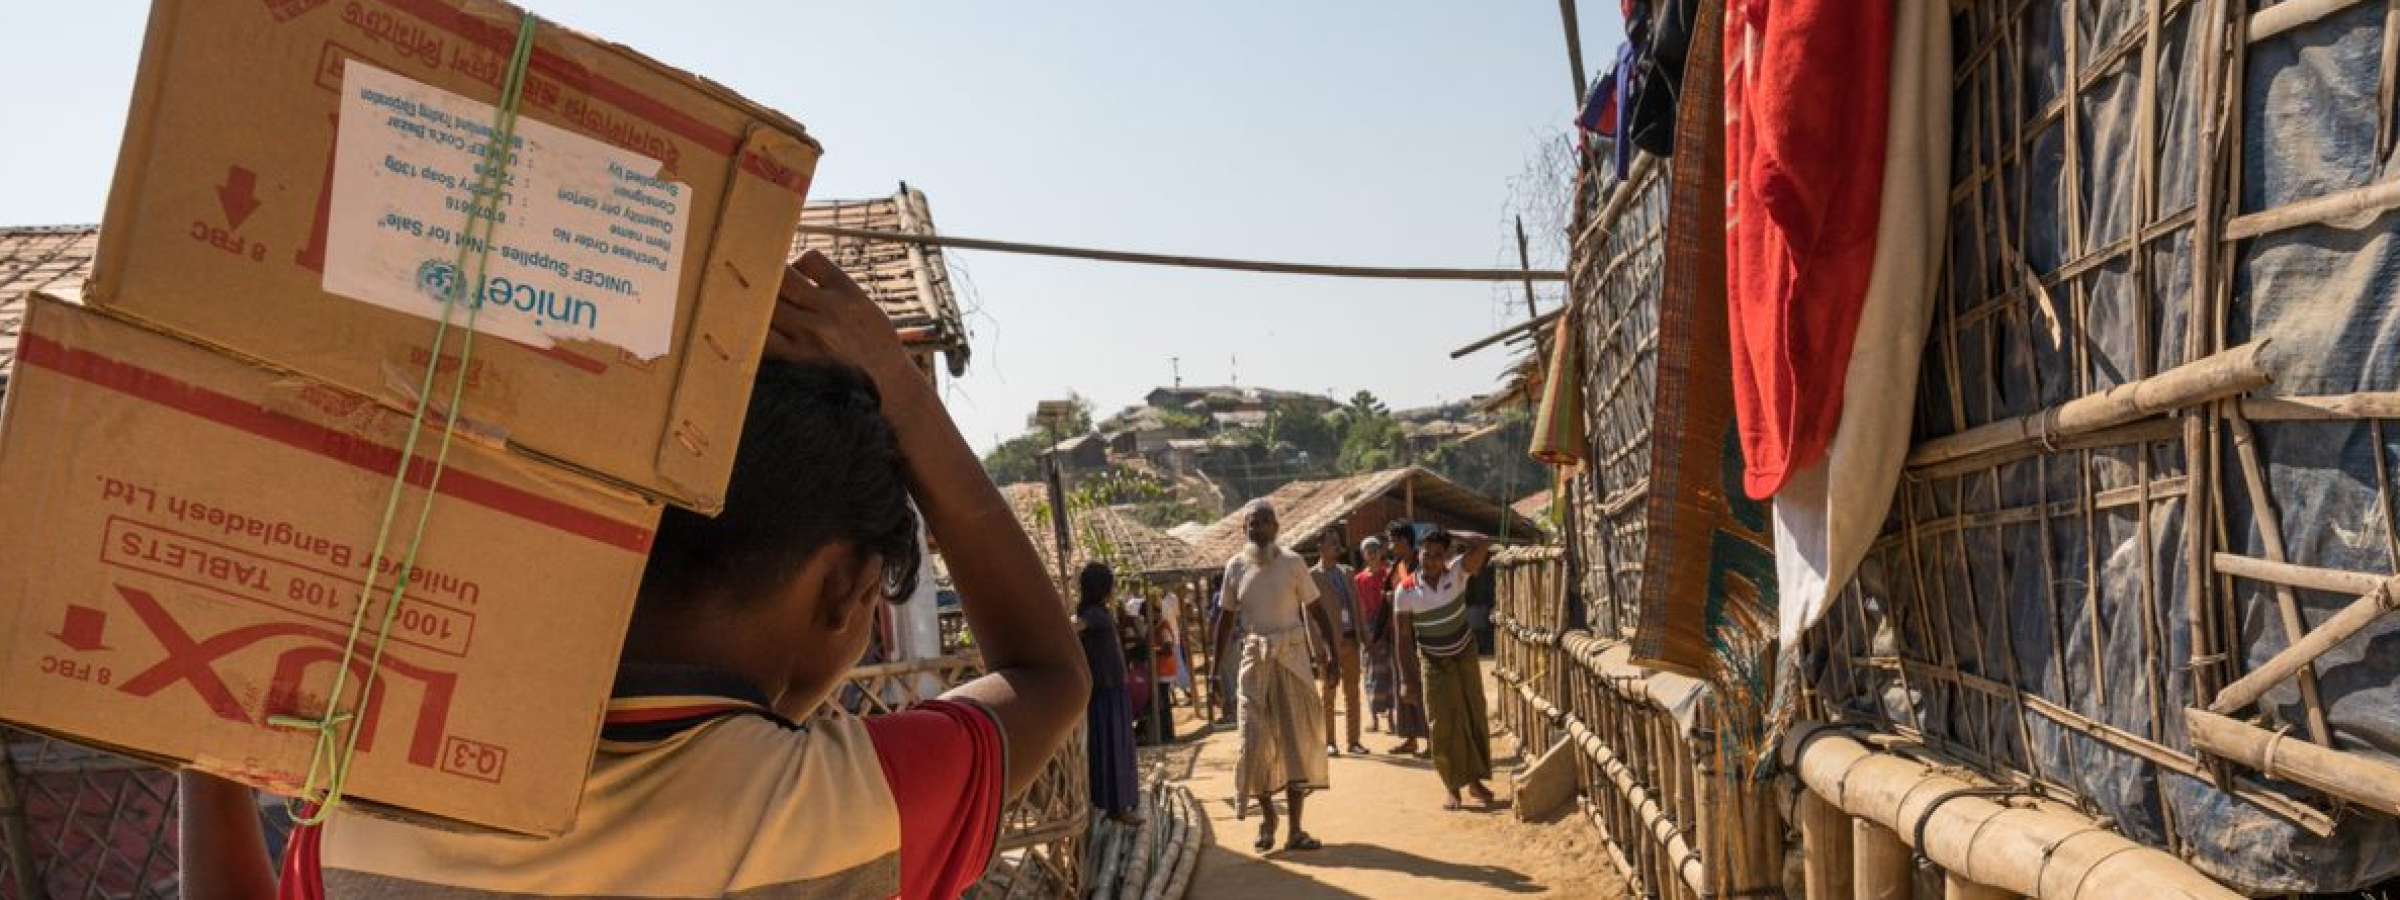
[1345,390,1390,422]
[1338,413,1402,473]
[1265,398,1340,471]
[981,432,1051,485]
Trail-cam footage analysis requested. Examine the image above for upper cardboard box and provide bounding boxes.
[89,0,823,513]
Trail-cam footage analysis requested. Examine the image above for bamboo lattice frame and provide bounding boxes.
[1804,0,2400,883]
[1566,159,1670,643]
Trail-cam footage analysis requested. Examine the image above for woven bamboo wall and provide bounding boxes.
[1567,161,1670,642]
[1805,0,2400,892]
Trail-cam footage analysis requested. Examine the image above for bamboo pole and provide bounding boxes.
[1906,341,2275,468]
[2187,709,2400,816]
[1785,724,2242,899]
[2239,391,2400,420]
[791,224,1564,282]
[2208,574,2400,714]
[2223,412,2333,744]
[2213,553,2390,595]
[1564,714,1709,899]
[1799,791,1854,900]
[1946,872,2016,900]
[2249,0,2375,42]
[1855,819,1913,900]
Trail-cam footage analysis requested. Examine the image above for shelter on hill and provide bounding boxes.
[1181,466,1545,566]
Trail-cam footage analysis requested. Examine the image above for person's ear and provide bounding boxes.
[817,549,886,632]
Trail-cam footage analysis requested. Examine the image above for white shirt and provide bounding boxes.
[1221,548,1321,636]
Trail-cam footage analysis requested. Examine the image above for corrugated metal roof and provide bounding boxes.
[792,186,971,376]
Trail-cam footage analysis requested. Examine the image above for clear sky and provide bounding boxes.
[2,2,1623,452]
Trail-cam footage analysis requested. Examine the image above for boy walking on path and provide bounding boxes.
[179,252,1092,900]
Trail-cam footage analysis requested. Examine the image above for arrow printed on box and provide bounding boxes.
[51,604,111,652]
[218,166,260,230]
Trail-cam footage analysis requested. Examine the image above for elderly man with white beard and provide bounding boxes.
[1210,500,1335,853]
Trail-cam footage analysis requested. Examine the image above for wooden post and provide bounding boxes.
[1799,790,1854,900]
[1945,872,2015,900]
[1556,0,1589,104]
[1854,819,1913,900]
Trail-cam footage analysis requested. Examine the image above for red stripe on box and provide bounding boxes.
[17,332,654,555]
[382,0,809,194]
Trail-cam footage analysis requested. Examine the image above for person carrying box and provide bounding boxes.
[177,252,1093,900]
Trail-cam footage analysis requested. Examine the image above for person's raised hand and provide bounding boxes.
[766,250,910,375]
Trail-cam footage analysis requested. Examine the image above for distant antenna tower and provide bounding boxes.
[1231,354,1239,386]
[1171,356,1182,389]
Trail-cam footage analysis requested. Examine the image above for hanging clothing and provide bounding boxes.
[1723,0,1896,500]
[1771,0,1950,663]
[1529,310,1588,468]
[1577,66,1620,140]
[1626,0,1703,160]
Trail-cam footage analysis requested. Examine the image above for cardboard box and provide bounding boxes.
[89,0,824,513]
[0,294,661,836]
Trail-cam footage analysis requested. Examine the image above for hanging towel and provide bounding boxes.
[1770,0,1951,654]
[1528,311,1587,468]
[1723,0,1895,500]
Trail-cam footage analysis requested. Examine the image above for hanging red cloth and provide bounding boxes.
[1722,0,1895,500]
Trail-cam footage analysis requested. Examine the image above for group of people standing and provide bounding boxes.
[1211,501,1502,853]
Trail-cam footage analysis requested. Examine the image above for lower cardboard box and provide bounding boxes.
[0,293,660,836]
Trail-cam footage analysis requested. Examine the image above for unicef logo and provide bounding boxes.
[416,259,462,303]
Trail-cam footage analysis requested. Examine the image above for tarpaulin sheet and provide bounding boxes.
[1808,2,2400,892]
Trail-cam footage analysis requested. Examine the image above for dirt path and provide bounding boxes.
[1151,664,1627,899]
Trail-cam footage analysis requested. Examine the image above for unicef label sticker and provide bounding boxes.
[321,62,689,360]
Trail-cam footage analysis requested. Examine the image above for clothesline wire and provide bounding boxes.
[794,224,1566,283]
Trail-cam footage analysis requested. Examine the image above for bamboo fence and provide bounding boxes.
[1491,548,1785,899]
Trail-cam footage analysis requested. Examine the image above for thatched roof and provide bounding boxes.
[792,185,970,376]
[1181,467,1546,565]
[1000,483,1211,579]
[0,226,99,389]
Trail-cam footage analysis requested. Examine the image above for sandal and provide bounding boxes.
[1347,743,1369,755]
[1284,831,1323,851]
[1254,823,1276,853]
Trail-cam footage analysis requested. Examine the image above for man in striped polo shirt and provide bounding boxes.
[178,253,1091,900]
[1392,527,1499,810]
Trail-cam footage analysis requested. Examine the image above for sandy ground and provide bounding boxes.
[1148,663,1629,899]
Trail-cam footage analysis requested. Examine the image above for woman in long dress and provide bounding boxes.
[1077,563,1140,822]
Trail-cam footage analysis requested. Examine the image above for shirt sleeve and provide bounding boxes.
[864,700,1007,900]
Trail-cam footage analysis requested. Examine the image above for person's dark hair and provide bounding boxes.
[1420,527,1454,552]
[1078,562,1115,609]
[1384,520,1417,548]
[636,360,922,614]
